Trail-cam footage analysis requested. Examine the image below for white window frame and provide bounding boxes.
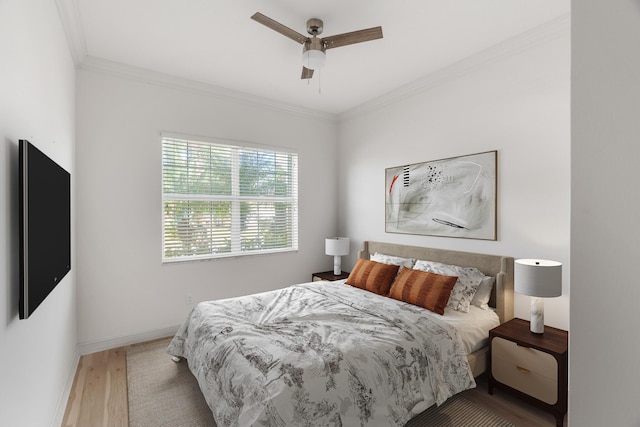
[161,133,298,263]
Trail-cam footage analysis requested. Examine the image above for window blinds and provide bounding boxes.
[162,136,298,262]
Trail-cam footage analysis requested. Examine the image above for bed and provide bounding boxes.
[167,241,514,426]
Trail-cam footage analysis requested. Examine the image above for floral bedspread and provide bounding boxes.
[167,281,475,427]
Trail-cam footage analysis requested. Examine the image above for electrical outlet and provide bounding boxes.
[186,294,194,305]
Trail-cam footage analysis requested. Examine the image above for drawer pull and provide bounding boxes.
[516,365,530,373]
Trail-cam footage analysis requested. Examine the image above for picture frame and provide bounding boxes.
[385,150,497,240]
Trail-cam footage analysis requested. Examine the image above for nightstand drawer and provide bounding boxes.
[492,337,557,374]
[492,337,558,404]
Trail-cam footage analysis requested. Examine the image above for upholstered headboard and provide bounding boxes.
[358,241,514,324]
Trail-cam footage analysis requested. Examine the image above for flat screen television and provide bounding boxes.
[19,139,71,319]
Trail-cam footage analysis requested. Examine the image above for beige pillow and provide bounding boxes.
[388,267,458,315]
[370,252,415,269]
[345,258,400,296]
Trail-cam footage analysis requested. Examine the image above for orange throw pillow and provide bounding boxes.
[345,258,400,296]
[388,267,457,315]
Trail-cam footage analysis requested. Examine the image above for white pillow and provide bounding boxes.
[470,276,495,310]
[370,252,415,269]
[413,259,484,313]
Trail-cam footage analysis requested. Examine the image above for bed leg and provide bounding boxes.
[171,356,181,363]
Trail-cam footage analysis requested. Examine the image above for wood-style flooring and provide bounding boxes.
[61,340,561,427]
[61,346,129,427]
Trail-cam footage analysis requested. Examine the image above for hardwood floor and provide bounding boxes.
[61,341,561,427]
[464,376,560,427]
[61,347,129,427]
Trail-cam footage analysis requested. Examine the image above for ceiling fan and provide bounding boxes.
[251,12,383,79]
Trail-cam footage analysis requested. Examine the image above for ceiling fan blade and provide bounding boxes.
[301,67,314,79]
[322,26,383,49]
[251,12,308,44]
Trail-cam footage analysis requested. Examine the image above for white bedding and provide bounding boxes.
[168,280,478,426]
[333,279,500,354]
[438,306,500,353]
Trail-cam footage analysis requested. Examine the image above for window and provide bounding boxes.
[162,135,298,262]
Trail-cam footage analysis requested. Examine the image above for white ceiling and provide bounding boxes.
[60,0,570,116]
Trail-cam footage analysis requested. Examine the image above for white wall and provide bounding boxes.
[76,69,339,348]
[338,25,570,330]
[571,1,640,425]
[0,1,77,426]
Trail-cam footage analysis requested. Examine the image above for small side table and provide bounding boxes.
[488,318,568,427]
[312,271,350,282]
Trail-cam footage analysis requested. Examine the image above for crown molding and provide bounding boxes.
[339,13,570,121]
[55,0,335,121]
[55,0,87,65]
[78,56,338,122]
[60,6,567,123]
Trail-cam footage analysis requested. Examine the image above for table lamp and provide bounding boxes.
[515,259,562,334]
[325,237,350,275]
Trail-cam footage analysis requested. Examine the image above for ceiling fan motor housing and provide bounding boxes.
[303,36,326,54]
[306,18,323,35]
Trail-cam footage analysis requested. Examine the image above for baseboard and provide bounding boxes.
[52,343,81,427]
[77,324,181,355]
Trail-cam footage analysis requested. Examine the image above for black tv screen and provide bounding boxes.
[19,139,71,319]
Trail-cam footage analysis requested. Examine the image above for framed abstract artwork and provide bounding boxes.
[385,150,497,240]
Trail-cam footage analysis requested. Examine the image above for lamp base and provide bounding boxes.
[333,256,342,275]
[530,297,544,334]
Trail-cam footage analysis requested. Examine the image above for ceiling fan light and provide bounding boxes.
[302,49,326,70]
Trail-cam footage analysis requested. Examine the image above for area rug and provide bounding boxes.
[127,337,515,427]
[127,338,215,427]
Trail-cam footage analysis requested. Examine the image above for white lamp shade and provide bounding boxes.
[302,49,326,70]
[515,259,562,298]
[325,237,349,256]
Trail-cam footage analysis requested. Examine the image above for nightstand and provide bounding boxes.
[488,318,568,427]
[311,271,350,282]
